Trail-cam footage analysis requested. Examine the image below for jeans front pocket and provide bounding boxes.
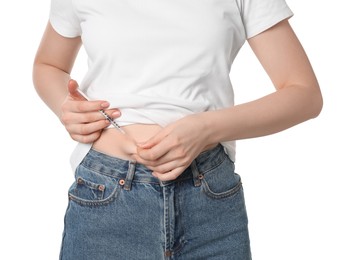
[201,157,242,200]
[68,164,121,206]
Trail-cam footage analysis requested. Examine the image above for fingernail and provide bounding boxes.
[112,111,121,117]
[101,102,110,108]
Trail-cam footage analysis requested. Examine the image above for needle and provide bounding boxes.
[76,89,126,134]
[98,109,126,134]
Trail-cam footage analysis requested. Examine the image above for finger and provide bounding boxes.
[137,144,167,162]
[148,160,188,174]
[68,79,86,101]
[108,109,121,118]
[67,100,111,113]
[67,80,112,112]
[75,109,121,123]
[66,119,110,136]
[61,110,100,125]
[152,167,186,181]
[70,131,102,144]
[60,108,120,130]
[137,130,165,149]
[137,136,175,161]
[135,148,188,168]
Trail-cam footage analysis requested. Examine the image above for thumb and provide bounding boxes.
[68,79,86,101]
[137,132,164,149]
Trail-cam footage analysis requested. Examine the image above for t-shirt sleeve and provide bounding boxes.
[237,0,293,39]
[49,0,81,38]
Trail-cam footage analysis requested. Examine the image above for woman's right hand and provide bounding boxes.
[60,79,121,143]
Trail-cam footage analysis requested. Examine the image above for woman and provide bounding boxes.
[33,0,323,259]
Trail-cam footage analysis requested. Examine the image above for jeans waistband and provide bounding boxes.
[80,143,229,188]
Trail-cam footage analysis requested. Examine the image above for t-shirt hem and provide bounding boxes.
[70,142,93,173]
[246,9,294,39]
[49,17,81,38]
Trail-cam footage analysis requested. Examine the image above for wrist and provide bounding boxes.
[196,111,221,148]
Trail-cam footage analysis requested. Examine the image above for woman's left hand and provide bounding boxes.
[133,114,216,181]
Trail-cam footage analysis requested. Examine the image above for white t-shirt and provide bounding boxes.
[49,0,293,172]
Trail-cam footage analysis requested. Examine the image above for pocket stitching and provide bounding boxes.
[201,178,242,199]
[69,171,121,206]
[69,182,120,207]
[75,177,105,200]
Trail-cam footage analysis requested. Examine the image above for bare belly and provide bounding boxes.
[92,124,163,160]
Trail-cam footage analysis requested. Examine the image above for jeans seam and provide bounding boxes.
[59,200,71,259]
[80,163,123,179]
[198,154,227,175]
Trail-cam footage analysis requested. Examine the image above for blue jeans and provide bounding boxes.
[60,144,252,259]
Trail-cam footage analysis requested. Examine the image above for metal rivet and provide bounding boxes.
[198,174,204,180]
[77,177,84,184]
[119,179,125,186]
[98,185,105,191]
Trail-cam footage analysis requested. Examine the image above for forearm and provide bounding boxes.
[33,63,70,118]
[33,22,82,118]
[203,84,323,144]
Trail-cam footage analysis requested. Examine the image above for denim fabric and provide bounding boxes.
[60,144,252,260]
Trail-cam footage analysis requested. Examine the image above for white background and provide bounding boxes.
[1,0,353,259]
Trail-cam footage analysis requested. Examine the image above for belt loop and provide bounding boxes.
[124,160,136,191]
[191,160,202,187]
